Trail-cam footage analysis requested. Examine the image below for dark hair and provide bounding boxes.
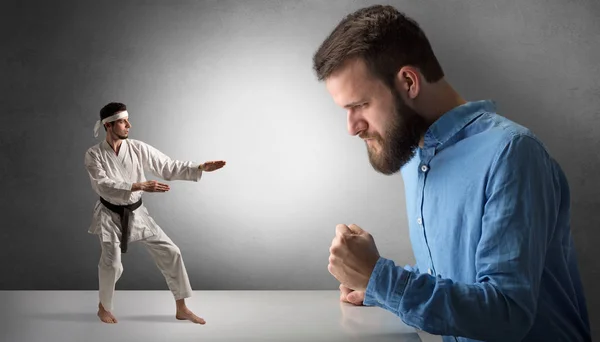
[100,102,127,120]
[99,102,127,131]
[312,5,444,90]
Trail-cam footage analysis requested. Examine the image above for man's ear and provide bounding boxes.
[396,66,420,100]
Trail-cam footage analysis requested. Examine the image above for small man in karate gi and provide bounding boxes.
[84,102,226,324]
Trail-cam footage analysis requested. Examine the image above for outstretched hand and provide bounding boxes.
[133,180,170,192]
[200,160,226,172]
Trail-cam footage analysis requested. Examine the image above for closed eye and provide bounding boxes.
[344,102,368,111]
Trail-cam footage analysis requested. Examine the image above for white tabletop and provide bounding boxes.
[0,290,439,342]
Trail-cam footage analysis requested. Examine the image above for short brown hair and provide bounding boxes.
[312,5,444,89]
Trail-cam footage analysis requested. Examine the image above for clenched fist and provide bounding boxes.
[328,224,380,292]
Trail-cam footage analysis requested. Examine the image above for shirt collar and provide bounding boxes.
[101,138,127,151]
[423,100,496,149]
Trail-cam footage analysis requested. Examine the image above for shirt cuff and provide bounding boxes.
[191,163,203,181]
[115,181,133,191]
[363,257,411,311]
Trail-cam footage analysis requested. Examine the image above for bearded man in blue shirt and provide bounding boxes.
[314,5,590,342]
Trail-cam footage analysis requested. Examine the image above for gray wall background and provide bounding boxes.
[2,0,598,338]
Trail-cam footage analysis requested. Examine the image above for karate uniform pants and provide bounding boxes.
[98,228,193,312]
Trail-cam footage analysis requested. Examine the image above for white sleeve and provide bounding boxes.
[84,150,133,195]
[137,141,202,182]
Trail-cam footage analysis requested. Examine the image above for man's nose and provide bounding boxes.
[347,111,366,136]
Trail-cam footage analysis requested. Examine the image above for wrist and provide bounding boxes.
[364,257,410,310]
[198,163,205,171]
[364,257,388,305]
[132,182,142,191]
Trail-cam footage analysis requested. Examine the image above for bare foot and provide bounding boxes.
[97,303,118,324]
[176,308,206,324]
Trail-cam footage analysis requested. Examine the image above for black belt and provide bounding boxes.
[100,197,142,253]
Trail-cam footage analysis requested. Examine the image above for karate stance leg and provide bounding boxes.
[97,238,122,323]
[141,228,192,300]
[141,227,205,324]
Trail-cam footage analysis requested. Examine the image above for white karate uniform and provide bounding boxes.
[84,138,202,311]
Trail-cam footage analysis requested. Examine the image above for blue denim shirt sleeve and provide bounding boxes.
[403,264,418,273]
[364,134,558,341]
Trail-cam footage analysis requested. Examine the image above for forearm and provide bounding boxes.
[136,141,202,181]
[85,153,134,195]
[92,176,134,195]
[149,159,200,180]
[364,257,534,341]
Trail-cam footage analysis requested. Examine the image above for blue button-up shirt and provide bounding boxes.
[364,100,590,341]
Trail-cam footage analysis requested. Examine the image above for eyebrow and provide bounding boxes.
[343,100,366,109]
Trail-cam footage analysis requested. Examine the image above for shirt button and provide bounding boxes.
[421,164,429,172]
[417,217,422,225]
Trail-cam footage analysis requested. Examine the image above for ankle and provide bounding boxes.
[99,303,110,312]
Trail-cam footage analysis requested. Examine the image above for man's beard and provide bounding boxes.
[366,91,428,175]
[112,126,128,140]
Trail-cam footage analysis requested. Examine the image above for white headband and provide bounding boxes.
[93,111,129,138]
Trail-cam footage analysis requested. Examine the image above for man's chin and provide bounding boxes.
[368,152,396,175]
[367,146,415,175]
[370,162,399,175]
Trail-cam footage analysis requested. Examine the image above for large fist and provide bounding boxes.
[328,224,380,292]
